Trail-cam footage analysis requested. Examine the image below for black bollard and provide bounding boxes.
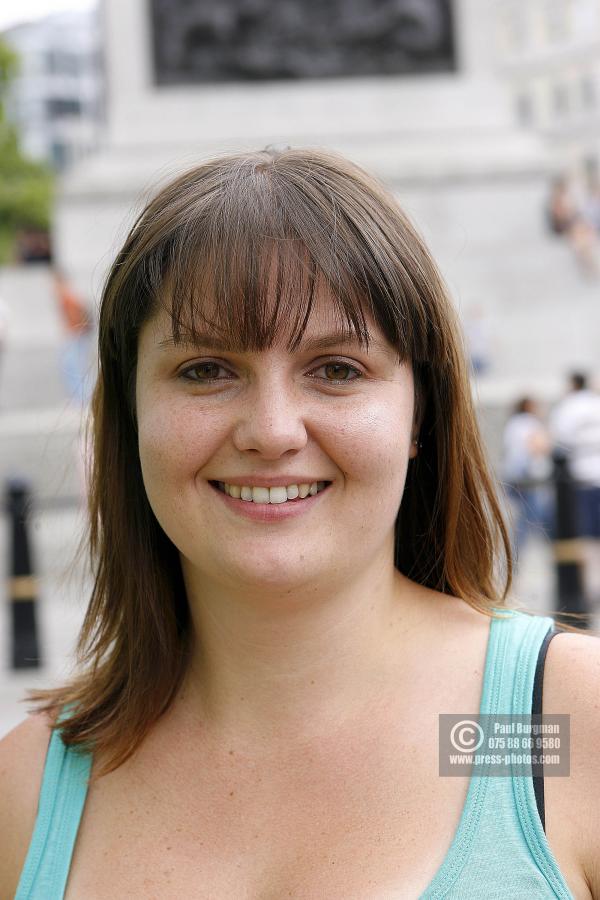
[552,452,587,624]
[6,479,41,668]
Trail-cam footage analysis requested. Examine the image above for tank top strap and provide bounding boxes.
[487,607,555,716]
[497,610,574,898]
[15,709,93,900]
[423,608,573,899]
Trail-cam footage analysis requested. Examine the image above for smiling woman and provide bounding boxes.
[2,148,600,900]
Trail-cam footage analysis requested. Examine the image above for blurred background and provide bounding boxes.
[1,0,600,736]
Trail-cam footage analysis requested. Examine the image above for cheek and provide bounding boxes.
[136,401,225,549]
[326,396,413,486]
[344,401,413,539]
[137,399,221,496]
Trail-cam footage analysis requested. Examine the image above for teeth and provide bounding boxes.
[220,481,328,503]
[266,486,288,505]
[251,487,270,504]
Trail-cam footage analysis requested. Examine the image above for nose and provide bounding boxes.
[232,374,309,458]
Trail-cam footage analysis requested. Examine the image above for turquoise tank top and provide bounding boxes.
[15,608,575,899]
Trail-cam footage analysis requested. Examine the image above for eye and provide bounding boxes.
[179,361,232,383]
[309,360,363,384]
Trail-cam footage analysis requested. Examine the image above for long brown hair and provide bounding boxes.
[29,147,514,774]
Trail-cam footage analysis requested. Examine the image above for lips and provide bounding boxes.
[207,479,331,521]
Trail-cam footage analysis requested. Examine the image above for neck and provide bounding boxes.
[178,559,428,749]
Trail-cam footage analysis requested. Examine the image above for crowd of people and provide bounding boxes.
[503,371,600,606]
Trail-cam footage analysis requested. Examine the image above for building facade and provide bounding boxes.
[2,8,104,171]
[495,0,600,177]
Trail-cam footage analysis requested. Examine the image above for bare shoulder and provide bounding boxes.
[543,629,600,740]
[0,712,54,899]
[543,630,600,898]
[413,588,494,635]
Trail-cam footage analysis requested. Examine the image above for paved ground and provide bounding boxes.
[0,264,598,740]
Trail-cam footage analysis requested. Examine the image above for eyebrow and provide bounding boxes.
[157,330,391,354]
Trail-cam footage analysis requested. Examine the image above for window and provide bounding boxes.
[581,75,596,108]
[552,83,569,116]
[45,97,82,117]
[45,50,80,76]
[516,92,534,125]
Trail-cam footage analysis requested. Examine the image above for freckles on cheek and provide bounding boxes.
[138,402,227,485]
[138,405,189,477]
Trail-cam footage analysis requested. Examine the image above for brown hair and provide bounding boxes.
[29,147,515,774]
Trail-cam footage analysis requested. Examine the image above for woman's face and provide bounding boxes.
[135,290,418,594]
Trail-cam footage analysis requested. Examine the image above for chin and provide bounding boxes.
[196,554,322,593]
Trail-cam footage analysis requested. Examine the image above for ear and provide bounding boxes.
[409,434,420,459]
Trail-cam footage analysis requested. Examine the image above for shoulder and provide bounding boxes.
[543,630,600,741]
[0,712,54,899]
[543,630,600,897]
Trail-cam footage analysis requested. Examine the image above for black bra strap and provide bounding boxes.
[531,624,562,832]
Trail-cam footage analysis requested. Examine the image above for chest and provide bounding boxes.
[62,638,585,900]
[64,705,476,899]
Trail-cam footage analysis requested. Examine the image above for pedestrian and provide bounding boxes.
[547,175,577,236]
[547,175,599,277]
[52,268,94,406]
[551,371,600,604]
[502,396,553,562]
[2,148,599,898]
[463,303,492,377]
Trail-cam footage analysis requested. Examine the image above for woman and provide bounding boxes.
[2,148,599,898]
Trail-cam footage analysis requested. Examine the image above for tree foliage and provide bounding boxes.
[0,38,19,92]
[0,37,53,246]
